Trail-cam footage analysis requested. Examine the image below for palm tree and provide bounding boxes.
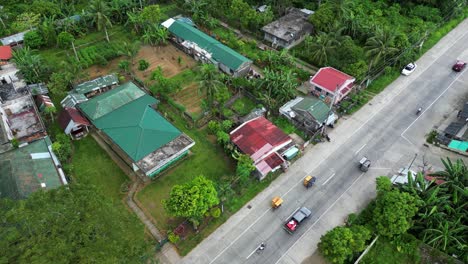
[88,0,112,42]
[308,32,340,66]
[126,11,142,34]
[197,64,222,104]
[39,16,58,47]
[153,25,169,47]
[119,40,140,64]
[141,28,154,46]
[365,28,398,70]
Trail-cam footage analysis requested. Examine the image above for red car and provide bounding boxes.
[452,60,467,72]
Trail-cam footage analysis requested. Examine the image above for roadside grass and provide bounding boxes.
[360,237,420,264]
[71,136,129,202]
[271,116,308,140]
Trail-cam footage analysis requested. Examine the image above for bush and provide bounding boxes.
[222,108,234,118]
[210,207,221,218]
[167,98,186,112]
[426,130,438,144]
[57,31,74,49]
[11,138,19,148]
[24,30,44,49]
[208,120,220,134]
[167,231,180,244]
[52,133,72,162]
[138,59,149,71]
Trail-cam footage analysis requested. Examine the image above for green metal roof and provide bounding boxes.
[0,136,62,200]
[73,74,118,95]
[93,95,182,161]
[293,97,330,124]
[78,82,146,121]
[448,140,468,152]
[168,20,251,71]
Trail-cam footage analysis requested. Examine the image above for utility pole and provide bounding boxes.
[321,83,340,136]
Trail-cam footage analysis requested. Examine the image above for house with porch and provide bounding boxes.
[280,96,337,134]
[78,82,195,178]
[58,107,90,140]
[72,74,118,98]
[162,18,252,77]
[230,116,298,179]
[261,8,313,49]
[310,67,355,105]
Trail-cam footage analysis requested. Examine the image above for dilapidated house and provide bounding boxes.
[261,8,313,49]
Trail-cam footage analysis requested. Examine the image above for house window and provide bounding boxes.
[315,87,322,92]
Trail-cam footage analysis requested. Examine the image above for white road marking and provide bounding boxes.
[355,143,367,154]
[322,173,336,186]
[274,172,366,264]
[208,207,271,264]
[245,247,258,259]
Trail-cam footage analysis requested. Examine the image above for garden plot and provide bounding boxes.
[172,82,205,116]
[132,45,196,80]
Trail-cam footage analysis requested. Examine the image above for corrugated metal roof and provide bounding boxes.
[166,20,251,71]
[0,45,12,60]
[60,93,88,108]
[73,74,118,95]
[310,67,355,93]
[0,136,62,199]
[230,117,290,161]
[78,82,146,121]
[93,96,181,161]
[448,140,468,152]
[444,122,464,136]
[292,97,330,124]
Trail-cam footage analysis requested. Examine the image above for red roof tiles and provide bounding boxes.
[310,67,355,93]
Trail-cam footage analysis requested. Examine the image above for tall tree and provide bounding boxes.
[88,0,112,42]
[308,32,340,66]
[11,47,48,83]
[163,176,219,229]
[197,64,223,105]
[0,184,150,263]
[365,28,398,71]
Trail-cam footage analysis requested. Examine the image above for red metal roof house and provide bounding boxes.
[230,116,294,179]
[58,107,91,140]
[0,45,13,62]
[310,67,355,105]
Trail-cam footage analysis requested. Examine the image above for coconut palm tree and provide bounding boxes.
[197,64,223,105]
[365,28,398,70]
[308,32,340,66]
[88,0,112,42]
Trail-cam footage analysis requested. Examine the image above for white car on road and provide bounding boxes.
[401,63,417,76]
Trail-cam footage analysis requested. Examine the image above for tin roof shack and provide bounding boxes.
[61,93,88,108]
[72,74,118,98]
[0,30,30,47]
[162,18,252,77]
[78,82,195,178]
[261,8,313,49]
[0,93,46,143]
[0,62,26,88]
[0,136,66,200]
[57,107,90,140]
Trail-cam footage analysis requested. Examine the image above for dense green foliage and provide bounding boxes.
[0,184,150,263]
[318,225,371,264]
[164,175,219,228]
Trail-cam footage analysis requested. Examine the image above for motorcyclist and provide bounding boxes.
[416,107,422,115]
[259,242,266,250]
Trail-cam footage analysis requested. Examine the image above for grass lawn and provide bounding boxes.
[136,103,236,231]
[71,136,129,201]
[231,96,256,116]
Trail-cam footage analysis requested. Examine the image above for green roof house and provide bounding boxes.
[72,74,118,98]
[78,82,195,177]
[279,97,337,133]
[162,18,252,77]
[0,136,66,199]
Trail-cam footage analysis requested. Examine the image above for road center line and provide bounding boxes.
[245,247,258,259]
[355,143,366,154]
[322,173,336,186]
[274,172,366,264]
